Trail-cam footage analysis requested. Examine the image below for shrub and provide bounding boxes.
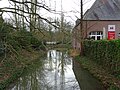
[0,18,45,55]
[83,40,120,77]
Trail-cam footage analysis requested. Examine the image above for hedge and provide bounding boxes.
[83,40,120,78]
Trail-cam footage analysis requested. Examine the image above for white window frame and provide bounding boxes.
[89,31,103,40]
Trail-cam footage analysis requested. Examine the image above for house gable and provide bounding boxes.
[84,0,120,20]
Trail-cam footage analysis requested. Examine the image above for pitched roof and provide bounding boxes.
[83,0,120,20]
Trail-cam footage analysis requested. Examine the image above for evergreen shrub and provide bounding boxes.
[83,40,120,77]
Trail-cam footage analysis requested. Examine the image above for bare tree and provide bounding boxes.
[30,0,37,32]
[0,0,58,32]
[80,0,83,55]
[14,0,19,30]
[22,0,25,30]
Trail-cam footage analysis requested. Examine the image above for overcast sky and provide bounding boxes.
[44,0,96,23]
[0,0,95,24]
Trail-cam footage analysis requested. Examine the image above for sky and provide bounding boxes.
[44,0,96,23]
[0,0,96,24]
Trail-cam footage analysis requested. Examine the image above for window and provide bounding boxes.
[118,33,120,37]
[97,36,101,40]
[110,27,113,29]
[89,31,103,40]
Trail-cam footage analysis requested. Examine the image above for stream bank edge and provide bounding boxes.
[0,49,46,90]
[73,56,120,90]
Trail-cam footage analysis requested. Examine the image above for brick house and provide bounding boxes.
[72,0,120,49]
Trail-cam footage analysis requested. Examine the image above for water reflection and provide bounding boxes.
[42,50,80,90]
[73,60,106,90]
[8,50,80,90]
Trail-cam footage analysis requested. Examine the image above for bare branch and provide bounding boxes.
[0,7,59,28]
[9,0,50,11]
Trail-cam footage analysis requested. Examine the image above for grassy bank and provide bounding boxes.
[74,56,120,90]
[0,49,45,89]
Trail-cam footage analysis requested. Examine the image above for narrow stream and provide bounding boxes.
[7,50,105,90]
[7,50,80,90]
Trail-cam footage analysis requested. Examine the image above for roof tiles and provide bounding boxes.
[84,0,120,20]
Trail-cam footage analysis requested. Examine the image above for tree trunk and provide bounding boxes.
[14,1,18,30]
[22,0,25,30]
[30,0,37,32]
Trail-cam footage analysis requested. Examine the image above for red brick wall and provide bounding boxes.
[83,20,120,39]
[72,20,120,49]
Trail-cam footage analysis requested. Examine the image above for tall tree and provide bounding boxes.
[22,0,25,30]
[14,0,19,30]
[0,0,58,33]
[80,0,83,55]
[30,0,37,32]
[61,13,64,44]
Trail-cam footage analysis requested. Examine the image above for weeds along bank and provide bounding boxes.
[0,18,45,89]
[82,40,120,89]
